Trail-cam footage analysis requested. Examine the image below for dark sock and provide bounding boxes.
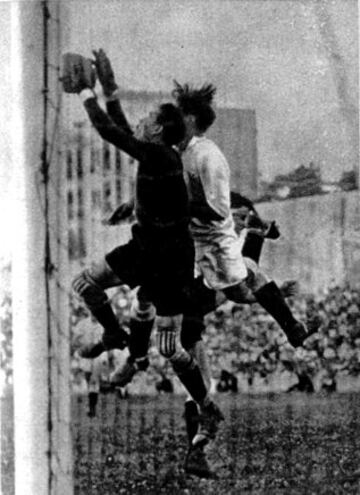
[176,363,208,404]
[241,231,264,264]
[88,392,98,416]
[129,317,154,359]
[254,281,297,331]
[184,401,199,443]
[91,303,127,338]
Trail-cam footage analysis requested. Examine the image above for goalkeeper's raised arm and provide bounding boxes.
[62,49,147,162]
[92,49,133,135]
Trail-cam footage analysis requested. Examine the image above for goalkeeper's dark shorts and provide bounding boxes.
[105,224,195,316]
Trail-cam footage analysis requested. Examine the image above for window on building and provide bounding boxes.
[92,190,101,208]
[66,150,73,180]
[78,227,87,259]
[103,181,112,213]
[115,149,121,173]
[103,142,111,172]
[67,190,74,220]
[116,179,121,203]
[68,228,78,260]
[90,146,98,174]
[77,146,83,179]
[77,188,84,219]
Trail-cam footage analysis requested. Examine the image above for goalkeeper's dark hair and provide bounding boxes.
[157,103,186,146]
[172,80,217,132]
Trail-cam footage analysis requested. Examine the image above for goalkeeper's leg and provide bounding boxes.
[110,287,156,386]
[72,260,129,358]
[157,315,223,449]
[180,316,209,451]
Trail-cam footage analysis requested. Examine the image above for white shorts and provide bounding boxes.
[194,231,248,290]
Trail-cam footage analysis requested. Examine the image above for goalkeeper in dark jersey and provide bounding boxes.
[63,50,224,465]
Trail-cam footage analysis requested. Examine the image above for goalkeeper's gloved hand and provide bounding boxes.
[61,53,96,94]
[92,48,118,97]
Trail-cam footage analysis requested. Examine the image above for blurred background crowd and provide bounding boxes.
[69,282,360,396]
[2,272,360,399]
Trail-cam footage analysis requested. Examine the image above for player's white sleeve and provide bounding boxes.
[198,150,231,219]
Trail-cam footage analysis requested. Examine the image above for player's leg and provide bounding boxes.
[224,275,318,347]
[110,287,156,386]
[180,285,216,438]
[154,234,222,445]
[241,229,319,346]
[174,278,220,478]
[184,444,217,479]
[226,224,317,346]
[109,244,215,388]
[180,315,208,447]
[88,391,98,418]
[180,313,218,478]
[72,259,129,358]
[183,398,200,444]
[241,227,299,298]
[157,314,224,447]
[111,275,218,388]
[87,368,100,417]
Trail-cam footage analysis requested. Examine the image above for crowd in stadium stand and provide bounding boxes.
[2,281,360,395]
[202,282,360,393]
[67,282,360,395]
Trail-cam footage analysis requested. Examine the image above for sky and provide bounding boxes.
[64,0,359,182]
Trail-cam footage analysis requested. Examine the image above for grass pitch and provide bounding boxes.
[3,391,360,494]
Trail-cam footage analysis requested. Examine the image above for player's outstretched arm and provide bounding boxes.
[81,94,146,161]
[61,51,145,161]
[93,48,133,134]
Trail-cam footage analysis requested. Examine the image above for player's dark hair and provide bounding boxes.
[157,103,186,146]
[172,80,217,132]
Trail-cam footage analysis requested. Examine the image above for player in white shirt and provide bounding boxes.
[173,81,316,342]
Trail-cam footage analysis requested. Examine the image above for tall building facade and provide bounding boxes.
[208,107,258,200]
